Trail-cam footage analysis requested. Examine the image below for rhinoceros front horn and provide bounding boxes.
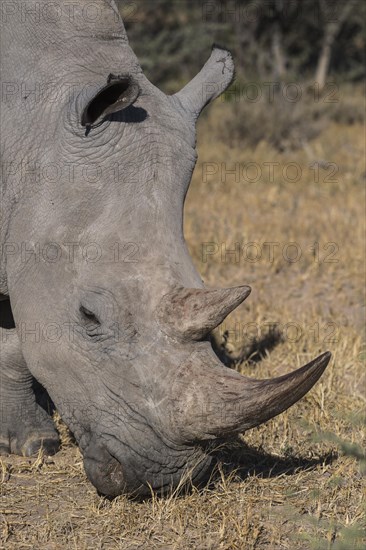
[172,349,331,442]
[158,285,331,441]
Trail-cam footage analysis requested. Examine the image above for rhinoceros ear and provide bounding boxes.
[81,74,140,131]
[173,46,235,120]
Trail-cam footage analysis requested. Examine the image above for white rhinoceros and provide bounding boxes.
[0,0,330,497]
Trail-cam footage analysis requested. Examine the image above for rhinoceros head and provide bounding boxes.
[6,1,330,497]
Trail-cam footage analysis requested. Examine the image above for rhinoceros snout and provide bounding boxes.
[81,432,214,498]
[83,440,126,498]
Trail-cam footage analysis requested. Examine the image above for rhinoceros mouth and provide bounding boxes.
[81,432,214,498]
[83,441,127,497]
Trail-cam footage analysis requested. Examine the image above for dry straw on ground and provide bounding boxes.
[1,88,365,549]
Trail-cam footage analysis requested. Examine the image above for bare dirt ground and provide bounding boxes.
[1,92,365,549]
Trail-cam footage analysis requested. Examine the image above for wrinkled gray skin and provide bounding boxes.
[0,0,330,498]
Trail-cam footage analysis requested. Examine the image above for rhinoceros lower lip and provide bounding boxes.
[83,445,126,497]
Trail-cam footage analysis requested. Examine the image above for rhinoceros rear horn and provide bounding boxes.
[81,74,140,130]
[157,285,251,341]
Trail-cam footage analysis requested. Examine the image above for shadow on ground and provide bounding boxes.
[208,438,338,483]
[211,327,284,368]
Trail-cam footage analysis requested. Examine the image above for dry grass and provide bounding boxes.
[216,83,365,152]
[1,88,365,549]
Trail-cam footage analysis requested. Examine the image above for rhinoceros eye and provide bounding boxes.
[79,305,100,326]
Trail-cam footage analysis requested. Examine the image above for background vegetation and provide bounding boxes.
[121,0,365,90]
[1,1,365,548]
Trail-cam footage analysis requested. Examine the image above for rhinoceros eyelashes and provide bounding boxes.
[81,74,140,133]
